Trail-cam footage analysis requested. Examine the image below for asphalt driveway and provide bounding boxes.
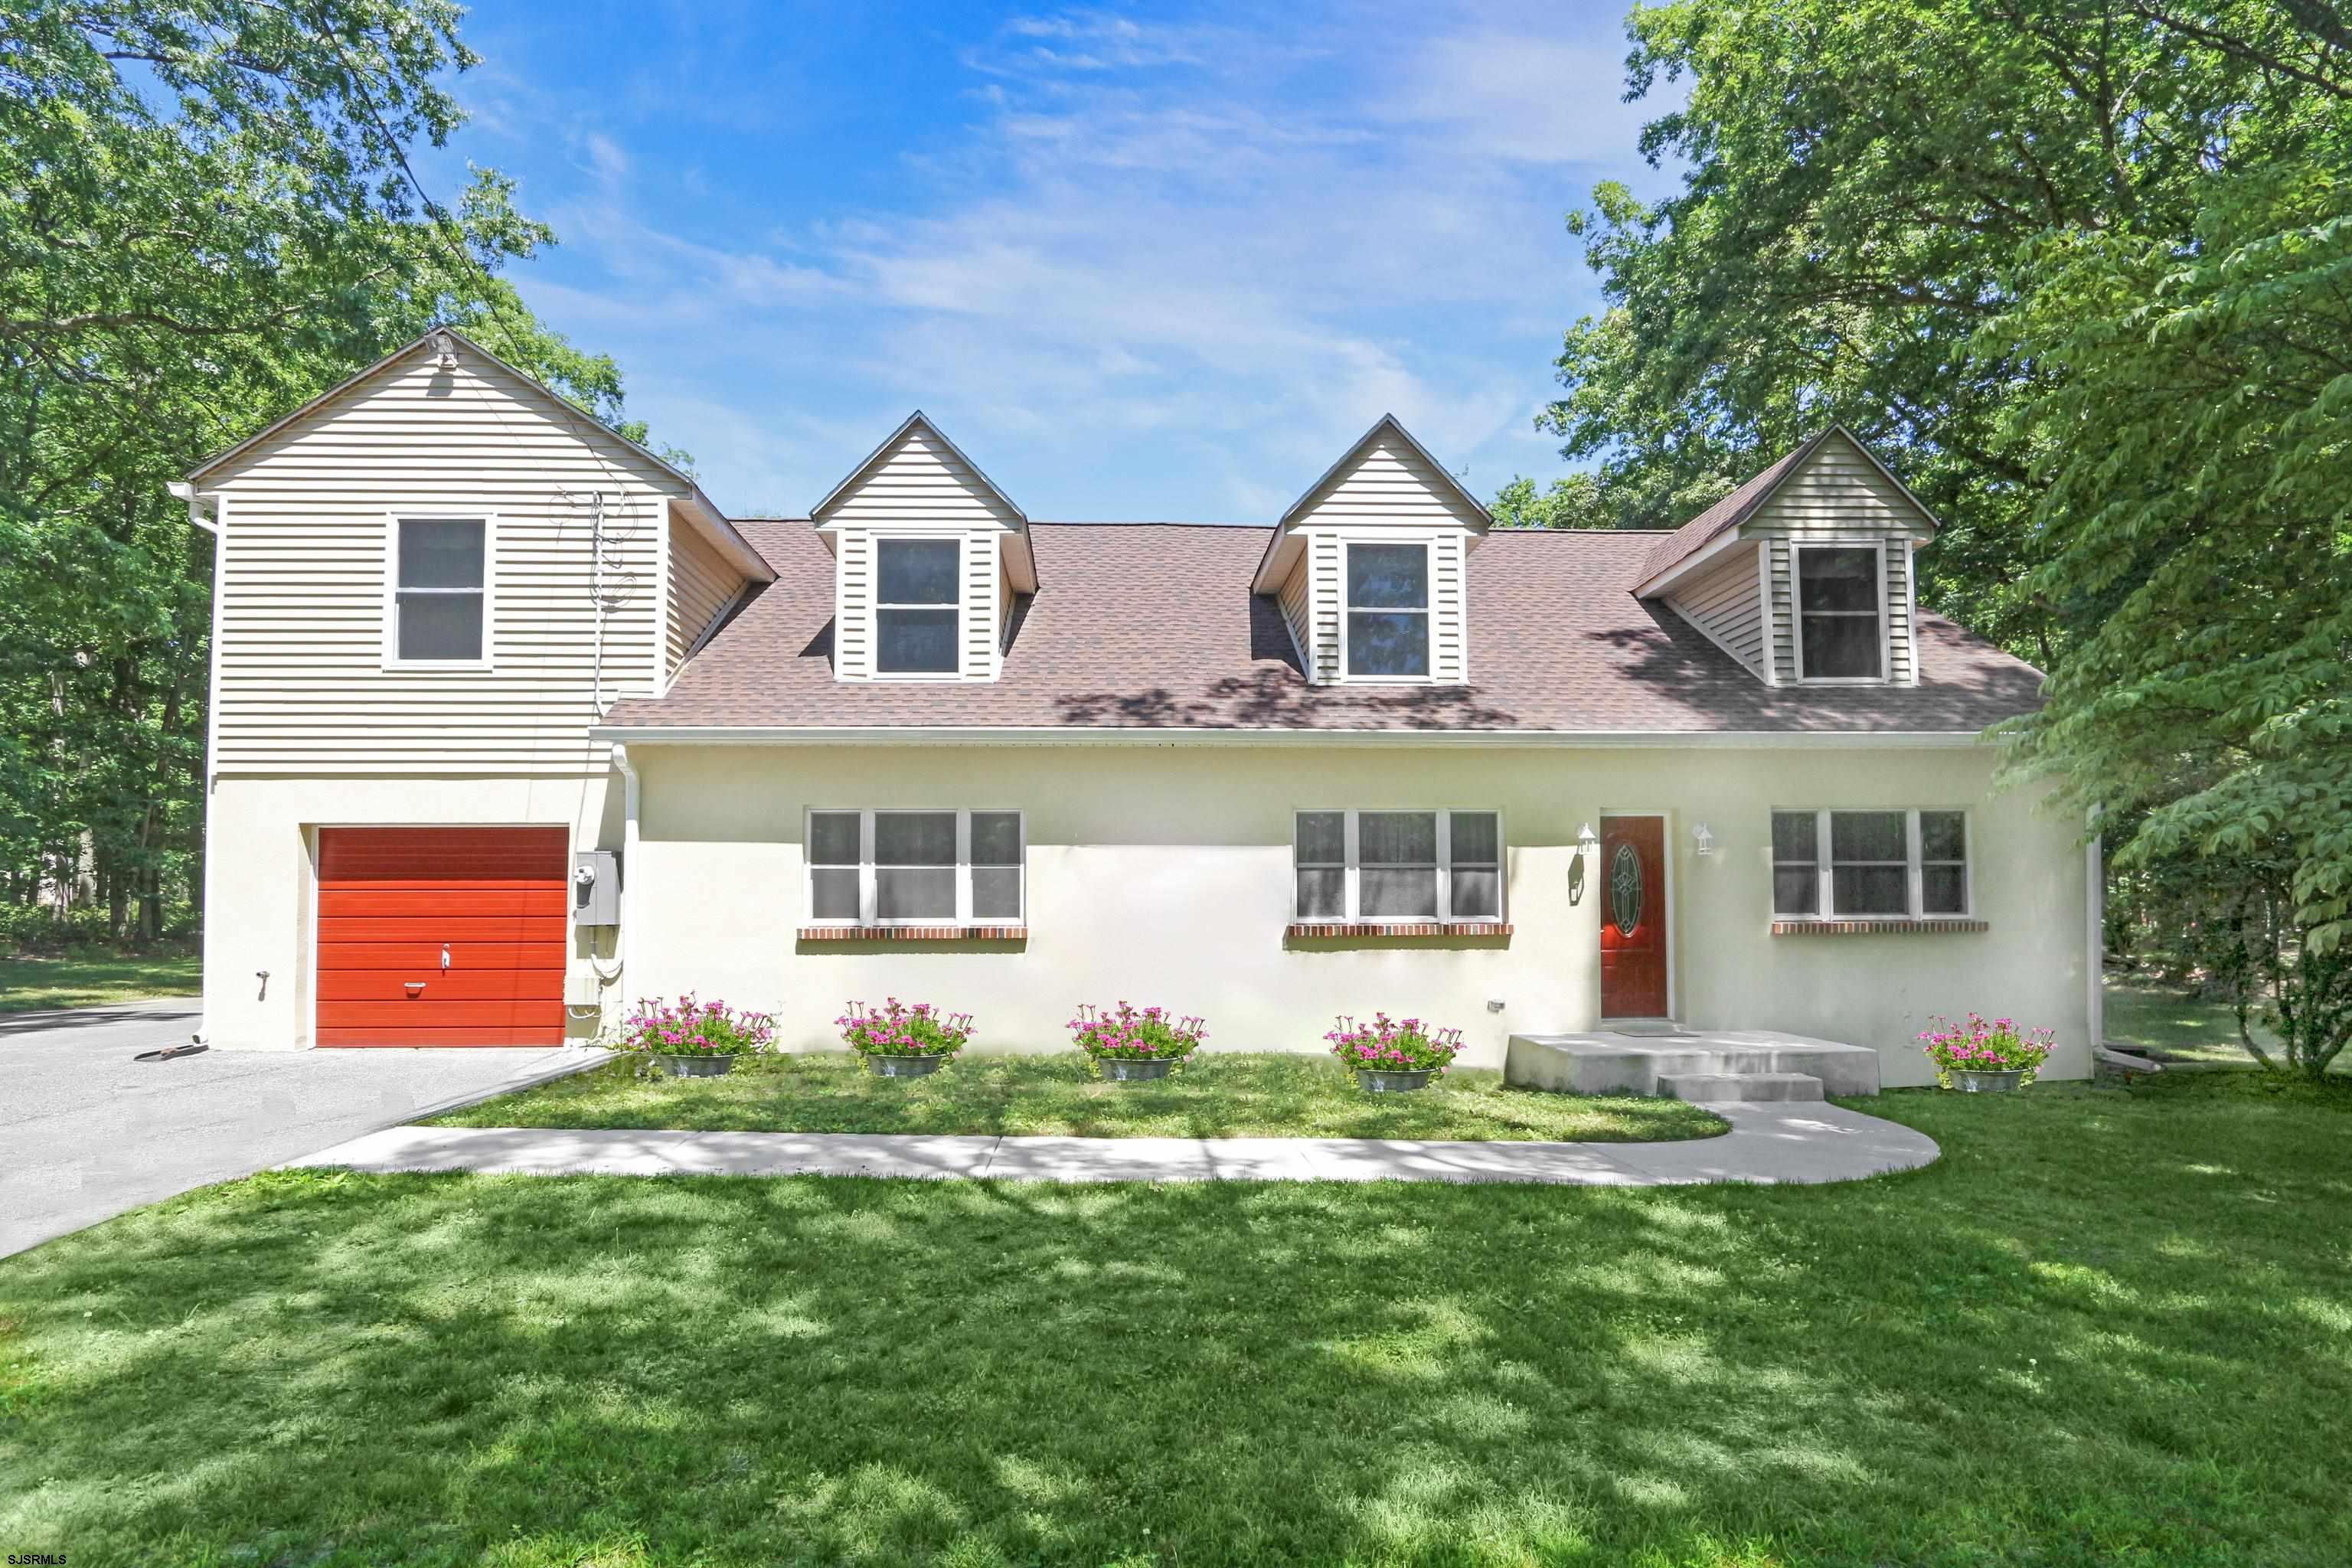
[0,1000,605,1258]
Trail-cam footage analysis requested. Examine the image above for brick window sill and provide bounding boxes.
[1285,922,1514,939]
[1771,919,1988,936]
[796,925,1027,942]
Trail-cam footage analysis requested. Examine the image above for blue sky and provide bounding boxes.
[432,2,1681,520]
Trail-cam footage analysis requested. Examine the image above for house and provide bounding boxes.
[172,329,2098,1086]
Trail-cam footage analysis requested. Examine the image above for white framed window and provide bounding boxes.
[874,537,962,676]
[1292,808,1504,923]
[384,515,492,668]
[805,808,1024,926]
[1342,541,1430,680]
[1792,541,1887,682]
[1771,808,1971,920]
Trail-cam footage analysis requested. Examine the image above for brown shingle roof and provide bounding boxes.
[603,520,2043,735]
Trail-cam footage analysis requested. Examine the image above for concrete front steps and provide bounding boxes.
[1506,1027,1880,1106]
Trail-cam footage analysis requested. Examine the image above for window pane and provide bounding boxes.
[877,538,960,605]
[396,592,483,661]
[1450,868,1499,920]
[1771,811,1818,863]
[809,812,860,866]
[970,812,1021,866]
[877,608,959,674]
[1920,811,1966,863]
[1361,867,1439,918]
[1347,612,1429,677]
[874,812,955,866]
[1295,811,1343,865]
[1296,867,1345,920]
[876,868,955,918]
[810,867,860,920]
[1831,811,1906,863]
[1346,543,1428,609]
[1449,812,1498,865]
[1833,864,1908,916]
[1802,614,1882,678]
[1798,547,1879,611]
[398,519,483,589]
[1358,811,1436,864]
[1922,865,1967,915]
[1773,865,1820,916]
[971,867,1022,919]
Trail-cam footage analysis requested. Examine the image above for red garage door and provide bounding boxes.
[315,827,568,1047]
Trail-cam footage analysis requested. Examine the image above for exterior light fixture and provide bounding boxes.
[431,327,459,368]
[1692,822,1717,858]
[1576,822,1599,856]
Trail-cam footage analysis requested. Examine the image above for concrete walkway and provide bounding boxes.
[289,1101,1939,1187]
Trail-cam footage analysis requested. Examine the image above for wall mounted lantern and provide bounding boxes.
[1692,822,1717,858]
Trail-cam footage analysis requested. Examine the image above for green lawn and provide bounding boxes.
[430,1050,1730,1143]
[2102,975,2320,1068]
[0,947,201,1013]
[7,1073,2350,1566]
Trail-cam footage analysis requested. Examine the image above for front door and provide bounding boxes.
[1599,815,1669,1018]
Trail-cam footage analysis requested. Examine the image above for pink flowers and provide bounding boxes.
[838,998,975,1058]
[1919,1011,2055,1086]
[618,995,774,1057]
[1069,1001,1207,1062]
[1325,1012,1463,1075]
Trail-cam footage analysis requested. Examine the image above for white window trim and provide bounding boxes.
[1789,537,1891,685]
[871,533,968,682]
[1292,807,1506,924]
[1336,536,1437,686]
[382,513,497,672]
[1771,807,1973,921]
[804,807,1025,927]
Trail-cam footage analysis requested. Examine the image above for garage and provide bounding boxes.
[315,827,570,1047]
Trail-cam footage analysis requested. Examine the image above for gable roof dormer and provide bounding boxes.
[1252,415,1489,686]
[813,412,1037,682]
[1637,426,1938,688]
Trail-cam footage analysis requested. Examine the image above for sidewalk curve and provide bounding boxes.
[289,1101,1939,1187]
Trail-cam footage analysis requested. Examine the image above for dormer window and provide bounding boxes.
[1345,542,1430,679]
[874,537,961,675]
[1795,544,1885,681]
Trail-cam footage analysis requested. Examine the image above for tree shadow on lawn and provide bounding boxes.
[5,1080,2350,1566]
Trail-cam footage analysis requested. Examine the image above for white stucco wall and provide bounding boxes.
[617,742,2094,1086]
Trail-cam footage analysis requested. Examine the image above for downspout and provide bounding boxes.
[590,742,637,991]
[169,482,221,1045]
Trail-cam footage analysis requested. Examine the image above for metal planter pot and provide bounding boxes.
[656,1054,737,1078]
[1098,1056,1178,1083]
[864,1052,950,1079]
[1355,1068,1434,1094]
[1952,1068,2026,1093]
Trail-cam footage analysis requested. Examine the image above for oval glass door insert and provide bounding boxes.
[1610,843,1643,937]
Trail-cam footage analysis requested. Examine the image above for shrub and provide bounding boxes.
[1918,1013,2056,1087]
[616,995,776,1057]
[838,998,973,1057]
[1068,1001,1207,1062]
[1325,1013,1464,1075]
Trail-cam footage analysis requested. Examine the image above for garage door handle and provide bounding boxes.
[405,981,426,997]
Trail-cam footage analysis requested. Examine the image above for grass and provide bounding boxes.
[0,946,200,1013]
[6,1072,2351,1566]
[428,1050,1730,1142]
[2100,975,2349,1071]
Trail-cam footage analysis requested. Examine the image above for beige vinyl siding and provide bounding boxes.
[1430,529,1468,682]
[1289,429,1488,531]
[1276,556,1313,673]
[1664,543,1767,680]
[1307,533,1343,681]
[665,514,746,681]
[207,348,676,776]
[821,423,1022,683]
[998,554,1016,653]
[1745,433,1926,686]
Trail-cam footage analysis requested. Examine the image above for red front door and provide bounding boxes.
[1599,816,1669,1018]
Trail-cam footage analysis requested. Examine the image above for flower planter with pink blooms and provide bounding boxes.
[1326,1013,1464,1093]
[1918,1012,2056,1091]
[616,995,776,1078]
[1069,1001,1207,1083]
[838,998,975,1078]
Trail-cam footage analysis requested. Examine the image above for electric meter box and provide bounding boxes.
[570,850,620,926]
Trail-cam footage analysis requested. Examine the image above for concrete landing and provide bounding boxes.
[1506,1028,1881,1099]
[1655,1070,1825,1104]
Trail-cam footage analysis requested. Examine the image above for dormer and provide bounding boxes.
[1635,427,1935,688]
[1251,415,1490,684]
[814,413,1040,682]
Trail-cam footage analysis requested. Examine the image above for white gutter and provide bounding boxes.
[590,743,638,987]
[170,482,224,1044]
[587,724,1994,750]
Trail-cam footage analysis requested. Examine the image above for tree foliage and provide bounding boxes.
[0,0,662,940]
